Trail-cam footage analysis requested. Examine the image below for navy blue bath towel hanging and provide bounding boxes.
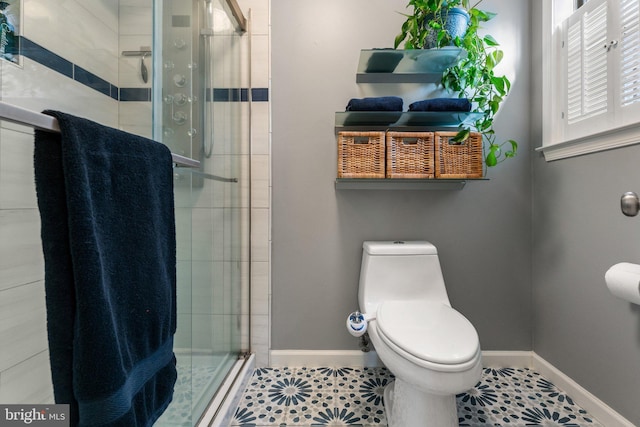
[33,111,177,427]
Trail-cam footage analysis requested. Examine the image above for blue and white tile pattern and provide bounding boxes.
[231,367,603,426]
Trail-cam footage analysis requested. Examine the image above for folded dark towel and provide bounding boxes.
[34,111,177,427]
[409,98,472,112]
[346,96,403,111]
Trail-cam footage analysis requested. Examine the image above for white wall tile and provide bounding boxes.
[250,102,270,155]
[250,314,269,367]
[251,179,269,209]
[238,0,269,36]
[251,261,269,315]
[0,281,48,372]
[0,128,37,209]
[80,0,119,33]
[192,260,225,315]
[175,206,193,261]
[118,102,152,128]
[0,210,44,291]
[2,58,118,127]
[176,260,192,315]
[174,313,193,350]
[251,208,269,262]
[24,0,119,83]
[118,124,152,139]
[0,351,53,404]
[251,34,270,89]
[251,154,269,182]
[120,0,149,7]
[119,5,153,36]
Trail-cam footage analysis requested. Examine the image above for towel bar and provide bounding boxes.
[0,101,201,169]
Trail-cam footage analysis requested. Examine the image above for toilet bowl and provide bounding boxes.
[355,241,482,427]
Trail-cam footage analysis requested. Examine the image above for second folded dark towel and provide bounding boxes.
[346,96,403,112]
[409,98,472,112]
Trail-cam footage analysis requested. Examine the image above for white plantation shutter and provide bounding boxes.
[564,0,609,139]
[543,0,640,159]
[582,2,608,118]
[566,20,584,123]
[620,0,640,107]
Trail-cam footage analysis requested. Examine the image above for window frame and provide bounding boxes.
[540,0,640,161]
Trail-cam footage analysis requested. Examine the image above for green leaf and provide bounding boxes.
[486,54,495,71]
[483,35,499,46]
[476,10,497,22]
[490,100,500,115]
[492,50,504,66]
[486,150,498,167]
[452,128,470,142]
[491,76,505,95]
[504,139,518,157]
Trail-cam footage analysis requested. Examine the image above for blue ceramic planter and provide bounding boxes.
[424,7,470,49]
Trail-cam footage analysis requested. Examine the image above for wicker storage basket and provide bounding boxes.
[386,131,435,179]
[435,131,483,179]
[337,131,386,178]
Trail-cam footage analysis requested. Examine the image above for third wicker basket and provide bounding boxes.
[435,131,483,179]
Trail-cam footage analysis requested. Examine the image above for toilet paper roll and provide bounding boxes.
[605,262,640,305]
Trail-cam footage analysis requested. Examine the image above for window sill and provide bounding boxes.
[537,124,640,161]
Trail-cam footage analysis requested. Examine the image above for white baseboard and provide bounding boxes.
[270,349,383,368]
[531,353,635,427]
[481,350,534,368]
[269,349,535,369]
[269,349,635,426]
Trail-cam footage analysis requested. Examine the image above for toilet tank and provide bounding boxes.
[358,241,451,314]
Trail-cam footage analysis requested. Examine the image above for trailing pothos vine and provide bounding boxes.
[395,0,517,168]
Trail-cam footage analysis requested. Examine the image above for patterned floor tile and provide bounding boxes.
[456,368,604,427]
[230,366,604,426]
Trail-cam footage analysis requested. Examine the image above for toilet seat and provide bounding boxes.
[376,300,480,369]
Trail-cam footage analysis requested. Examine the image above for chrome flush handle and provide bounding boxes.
[621,192,640,217]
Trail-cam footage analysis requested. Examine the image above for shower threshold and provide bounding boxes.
[156,351,253,427]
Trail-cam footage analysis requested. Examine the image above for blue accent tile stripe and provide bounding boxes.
[211,87,268,102]
[19,36,269,103]
[74,65,112,97]
[21,37,73,79]
[251,88,269,102]
[120,88,152,102]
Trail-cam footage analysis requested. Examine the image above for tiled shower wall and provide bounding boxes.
[0,0,119,402]
[0,0,271,402]
[241,0,271,368]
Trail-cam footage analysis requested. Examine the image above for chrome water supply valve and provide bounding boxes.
[346,311,375,337]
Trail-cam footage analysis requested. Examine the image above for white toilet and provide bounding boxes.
[357,240,482,427]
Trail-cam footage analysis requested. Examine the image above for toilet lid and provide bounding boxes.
[376,300,479,365]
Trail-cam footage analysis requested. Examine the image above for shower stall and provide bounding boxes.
[152,0,251,425]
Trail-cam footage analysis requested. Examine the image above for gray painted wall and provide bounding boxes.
[531,3,640,423]
[271,0,532,351]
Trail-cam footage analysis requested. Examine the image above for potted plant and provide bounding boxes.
[394,0,517,168]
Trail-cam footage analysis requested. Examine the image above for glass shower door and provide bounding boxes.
[153,0,249,425]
